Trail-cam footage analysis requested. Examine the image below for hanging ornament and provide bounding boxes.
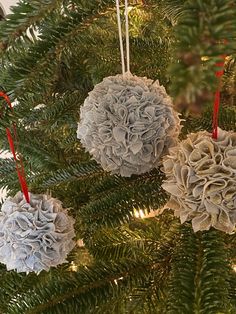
[77,73,181,177]
[77,0,181,177]
[0,192,75,273]
[162,128,236,233]
[162,51,232,233]
[0,92,75,273]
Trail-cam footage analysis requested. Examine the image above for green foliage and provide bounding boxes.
[2,214,179,314]
[169,0,236,112]
[182,105,236,136]
[195,230,231,314]
[166,225,198,313]
[79,169,168,240]
[0,0,235,313]
[166,227,232,314]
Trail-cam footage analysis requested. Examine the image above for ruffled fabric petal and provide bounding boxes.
[0,192,75,273]
[162,128,236,234]
[77,73,182,177]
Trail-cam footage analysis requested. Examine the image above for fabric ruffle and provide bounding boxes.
[77,73,181,177]
[0,192,75,273]
[162,128,236,233]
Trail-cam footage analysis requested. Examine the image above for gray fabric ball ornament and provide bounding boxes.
[0,192,75,273]
[162,128,236,233]
[77,73,181,177]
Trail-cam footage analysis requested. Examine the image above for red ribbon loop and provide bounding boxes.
[212,55,226,140]
[0,92,30,203]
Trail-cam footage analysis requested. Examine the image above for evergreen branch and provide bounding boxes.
[169,0,236,111]
[90,216,180,262]
[42,161,104,188]
[183,105,236,135]
[80,170,168,235]
[166,225,197,313]
[7,257,170,314]
[195,230,231,314]
[0,0,63,51]
[160,0,186,24]
[2,0,116,96]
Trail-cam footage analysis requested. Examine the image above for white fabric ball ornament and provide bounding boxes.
[0,192,75,273]
[162,128,236,233]
[77,73,181,177]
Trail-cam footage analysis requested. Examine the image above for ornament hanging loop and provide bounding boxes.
[0,92,30,203]
[116,0,131,75]
[124,0,130,73]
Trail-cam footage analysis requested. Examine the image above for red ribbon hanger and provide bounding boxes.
[212,54,226,140]
[0,92,30,203]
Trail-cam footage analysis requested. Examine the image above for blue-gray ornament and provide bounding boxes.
[0,192,75,273]
[77,73,181,177]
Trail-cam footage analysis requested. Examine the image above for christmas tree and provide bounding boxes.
[0,0,236,313]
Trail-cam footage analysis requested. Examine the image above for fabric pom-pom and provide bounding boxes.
[77,73,181,177]
[162,128,236,233]
[0,192,75,273]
